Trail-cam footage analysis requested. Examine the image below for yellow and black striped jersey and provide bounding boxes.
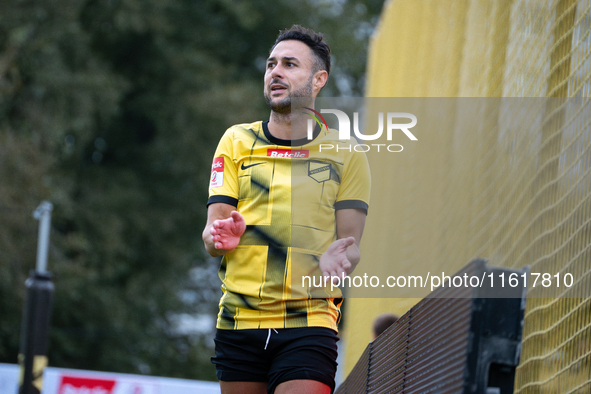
[207,120,370,331]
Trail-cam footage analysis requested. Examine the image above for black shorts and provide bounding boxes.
[212,327,339,394]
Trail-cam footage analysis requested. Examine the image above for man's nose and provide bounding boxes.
[270,64,284,79]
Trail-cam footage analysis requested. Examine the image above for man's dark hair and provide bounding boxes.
[272,25,331,75]
[373,313,400,338]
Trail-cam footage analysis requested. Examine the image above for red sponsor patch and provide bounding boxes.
[58,376,116,394]
[211,157,224,171]
[210,157,224,188]
[267,149,309,158]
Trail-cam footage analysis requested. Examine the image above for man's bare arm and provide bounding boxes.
[319,208,367,277]
[336,208,366,274]
[202,203,245,257]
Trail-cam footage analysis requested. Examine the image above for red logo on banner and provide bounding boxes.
[58,376,116,394]
[267,149,309,158]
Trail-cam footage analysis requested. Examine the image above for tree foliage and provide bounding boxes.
[0,0,384,380]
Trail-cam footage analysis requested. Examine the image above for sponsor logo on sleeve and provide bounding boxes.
[267,149,309,158]
[210,157,224,188]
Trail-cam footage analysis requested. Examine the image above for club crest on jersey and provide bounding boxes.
[267,148,309,158]
[210,157,224,188]
[308,161,332,183]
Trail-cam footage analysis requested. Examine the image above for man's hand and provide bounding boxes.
[210,211,246,251]
[319,237,356,279]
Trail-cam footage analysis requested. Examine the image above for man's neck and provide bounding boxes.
[267,110,308,141]
[268,112,292,140]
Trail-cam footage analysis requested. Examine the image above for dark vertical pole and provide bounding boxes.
[18,272,54,394]
[18,201,54,394]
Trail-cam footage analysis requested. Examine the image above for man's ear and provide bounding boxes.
[313,70,329,93]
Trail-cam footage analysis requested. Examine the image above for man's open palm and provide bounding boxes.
[319,237,356,278]
[211,211,246,251]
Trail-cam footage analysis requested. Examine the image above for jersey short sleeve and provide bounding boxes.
[335,150,371,212]
[207,129,239,207]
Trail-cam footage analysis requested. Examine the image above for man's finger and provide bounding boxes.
[231,211,244,222]
[341,236,355,247]
[342,260,351,271]
[230,211,246,235]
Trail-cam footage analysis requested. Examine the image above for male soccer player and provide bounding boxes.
[203,25,370,394]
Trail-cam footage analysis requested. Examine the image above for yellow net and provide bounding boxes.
[343,1,591,392]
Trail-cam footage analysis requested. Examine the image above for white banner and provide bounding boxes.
[0,363,220,394]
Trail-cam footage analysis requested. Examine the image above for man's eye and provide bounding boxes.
[267,63,275,68]
[287,62,294,67]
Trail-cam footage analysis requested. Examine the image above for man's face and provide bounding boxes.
[264,40,319,114]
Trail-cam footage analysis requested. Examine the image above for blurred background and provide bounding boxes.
[2,0,591,392]
[0,0,385,382]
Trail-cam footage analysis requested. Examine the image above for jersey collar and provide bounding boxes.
[262,121,321,147]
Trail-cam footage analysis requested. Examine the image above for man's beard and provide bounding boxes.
[264,76,313,114]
